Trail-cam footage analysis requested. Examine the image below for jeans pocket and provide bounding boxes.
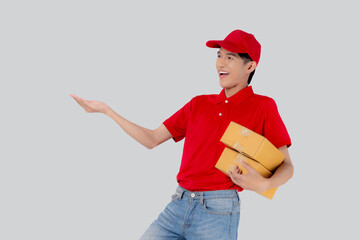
[203,197,234,215]
[234,198,241,212]
[170,193,180,202]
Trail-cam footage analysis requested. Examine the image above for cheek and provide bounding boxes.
[228,64,240,77]
[216,60,221,68]
[232,69,241,77]
[230,64,245,77]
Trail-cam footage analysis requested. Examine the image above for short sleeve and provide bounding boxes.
[163,97,195,143]
[263,99,292,148]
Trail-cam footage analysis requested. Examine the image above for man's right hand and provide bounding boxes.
[70,94,111,114]
[70,93,173,149]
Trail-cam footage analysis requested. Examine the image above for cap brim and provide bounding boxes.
[206,40,240,53]
[206,40,222,48]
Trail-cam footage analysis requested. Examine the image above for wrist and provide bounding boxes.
[262,178,272,192]
[104,106,114,116]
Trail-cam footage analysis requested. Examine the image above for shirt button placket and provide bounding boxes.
[219,100,228,117]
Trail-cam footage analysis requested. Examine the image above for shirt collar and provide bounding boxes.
[215,86,254,104]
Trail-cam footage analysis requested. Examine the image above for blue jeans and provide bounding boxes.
[140,185,241,240]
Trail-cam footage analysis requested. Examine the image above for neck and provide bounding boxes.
[224,84,248,98]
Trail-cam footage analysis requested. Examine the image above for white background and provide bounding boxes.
[1,0,359,239]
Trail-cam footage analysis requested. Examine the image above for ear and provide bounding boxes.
[247,61,257,73]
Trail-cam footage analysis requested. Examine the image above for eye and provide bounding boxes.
[227,56,233,60]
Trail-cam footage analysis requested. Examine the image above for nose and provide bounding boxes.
[216,57,226,68]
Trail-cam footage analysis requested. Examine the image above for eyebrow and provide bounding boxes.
[217,51,238,57]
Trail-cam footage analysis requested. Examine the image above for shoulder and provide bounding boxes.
[178,93,215,111]
[252,92,275,102]
[250,93,277,107]
[247,93,281,117]
[191,93,219,104]
[194,92,218,98]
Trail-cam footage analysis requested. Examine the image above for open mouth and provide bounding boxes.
[219,70,230,78]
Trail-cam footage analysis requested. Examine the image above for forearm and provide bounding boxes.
[105,107,156,149]
[228,146,294,193]
[266,161,294,189]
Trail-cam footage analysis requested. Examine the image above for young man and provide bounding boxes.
[71,29,293,240]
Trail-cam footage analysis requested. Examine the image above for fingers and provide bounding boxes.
[241,160,249,170]
[241,160,258,175]
[228,166,243,180]
[70,94,91,112]
[228,167,245,189]
[232,165,241,174]
[228,162,266,191]
[235,165,243,174]
[227,166,241,177]
[228,170,235,182]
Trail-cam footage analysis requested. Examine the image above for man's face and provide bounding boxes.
[216,47,254,90]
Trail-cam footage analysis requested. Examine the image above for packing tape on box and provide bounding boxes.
[234,153,246,163]
[233,142,244,152]
[239,127,252,137]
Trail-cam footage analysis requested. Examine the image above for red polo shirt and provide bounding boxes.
[163,86,291,192]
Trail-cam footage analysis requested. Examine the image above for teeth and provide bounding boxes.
[220,71,229,74]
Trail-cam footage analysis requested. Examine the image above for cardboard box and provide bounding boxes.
[220,121,284,172]
[215,147,278,200]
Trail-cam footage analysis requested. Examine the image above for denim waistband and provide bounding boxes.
[175,185,239,201]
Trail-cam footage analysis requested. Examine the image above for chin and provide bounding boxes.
[219,80,234,89]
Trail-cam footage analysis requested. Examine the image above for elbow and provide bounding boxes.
[146,144,155,150]
[287,163,295,180]
[145,143,155,150]
[146,129,161,150]
[145,140,158,150]
[291,164,295,179]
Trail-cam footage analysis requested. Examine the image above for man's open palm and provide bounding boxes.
[70,94,109,114]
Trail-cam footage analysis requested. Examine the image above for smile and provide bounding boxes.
[219,70,230,78]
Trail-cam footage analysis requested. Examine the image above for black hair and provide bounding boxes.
[238,53,256,85]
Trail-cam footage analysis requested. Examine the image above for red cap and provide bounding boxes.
[206,29,261,65]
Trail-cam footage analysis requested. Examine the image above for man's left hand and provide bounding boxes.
[228,160,270,192]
